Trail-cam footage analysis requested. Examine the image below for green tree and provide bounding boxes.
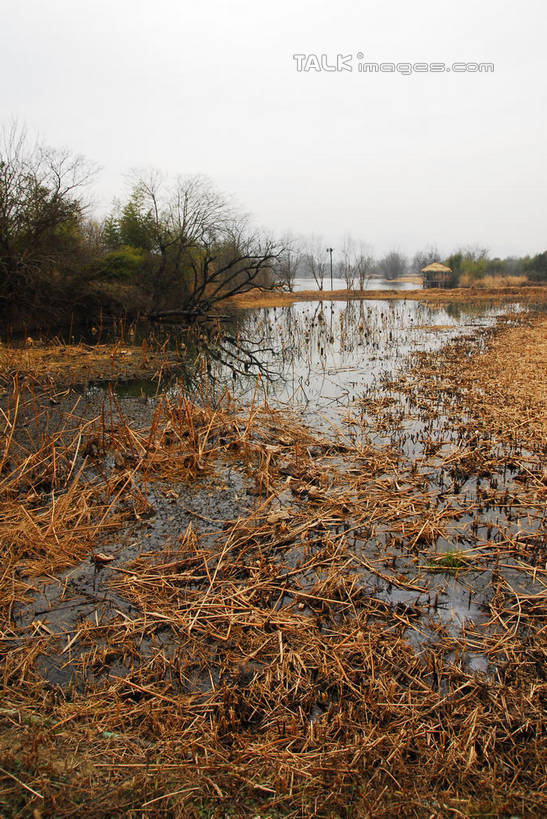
[525,250,547,282]
[111,170,283,315]
[89,246,147,282]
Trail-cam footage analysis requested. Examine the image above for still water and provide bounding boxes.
[206,298,524,431]
[90,297,525,434]
[292,276,417,292]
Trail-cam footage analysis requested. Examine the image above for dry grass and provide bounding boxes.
[0,340,181,389]
[0,315,545,817]
[459,274,529,289]
[226,284,547,309]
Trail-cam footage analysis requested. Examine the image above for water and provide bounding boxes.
[292,276,417,292]
[25,294,540,681]
[194,298,525,431]
[82,298,525,432]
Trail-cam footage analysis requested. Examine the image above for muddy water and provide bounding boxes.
[24,463,255,687]
[17,297,543,684]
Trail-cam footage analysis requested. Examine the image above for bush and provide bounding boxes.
[91,246,147,282]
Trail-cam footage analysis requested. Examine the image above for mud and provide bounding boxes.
[6,298,545,688]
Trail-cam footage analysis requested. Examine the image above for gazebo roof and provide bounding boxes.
[421,262,452,273]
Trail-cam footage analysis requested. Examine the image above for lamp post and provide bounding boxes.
[326,247,334,290]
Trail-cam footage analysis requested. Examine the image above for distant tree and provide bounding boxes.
[525,250,547,282]
[502,256,527,276]
[445,251,463,280]
[378,250,407,280]
[275,238,303,291]
[459,245,489,262]
[460,252,488,280]
[355,252,376,289]
[339,236,355,289]
[412,245,440,273]
[443,247,491,286]
[302,238,328,290]
[338,236,376,289]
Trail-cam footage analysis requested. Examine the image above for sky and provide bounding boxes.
[1,0,546,259]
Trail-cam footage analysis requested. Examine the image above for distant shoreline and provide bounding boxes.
[226,284,547,309]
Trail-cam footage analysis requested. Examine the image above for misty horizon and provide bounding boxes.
[1,0,546,259]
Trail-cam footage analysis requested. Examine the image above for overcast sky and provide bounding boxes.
[1,0,546,258]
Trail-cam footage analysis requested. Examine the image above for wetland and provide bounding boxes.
[1,286,546,818]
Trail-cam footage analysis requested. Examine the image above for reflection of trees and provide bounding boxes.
[201,332,279,380]
[130,297,444,401]
[445,301,495,320]
[169,312,282,388]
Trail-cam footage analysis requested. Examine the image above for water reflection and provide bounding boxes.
[83,298,525,430]
[215,299,524,428]
[291,276,417,292]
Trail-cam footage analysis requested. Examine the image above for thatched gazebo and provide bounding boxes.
[421,262,452,289]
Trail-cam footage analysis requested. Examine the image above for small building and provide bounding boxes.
[421,262,452,289]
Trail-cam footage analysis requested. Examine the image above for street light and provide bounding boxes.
[326,247,334,290]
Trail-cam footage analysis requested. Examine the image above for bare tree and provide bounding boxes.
[340,236,356,289]
[299,238,375,291]
[0,122,96,308]
[355,252,376,289]
[308,254,327,290]
[412,245,440,273]
[119,170,286,316]
[303,238,327,290]
[459,244,489,261]
[182,222,282,315]
[128,170,233,306]
[275,236,303,291]
[340,236,375,289]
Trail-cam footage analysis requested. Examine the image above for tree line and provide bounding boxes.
[276,241,547,291]
[0,125,282,329]
[1,125,545,329]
